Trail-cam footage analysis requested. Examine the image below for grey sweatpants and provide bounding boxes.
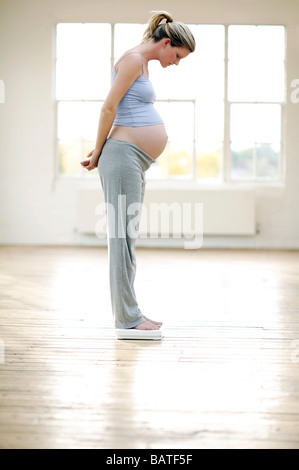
[98,138,155,329]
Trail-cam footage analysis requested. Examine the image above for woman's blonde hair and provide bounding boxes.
[142,11,195,53]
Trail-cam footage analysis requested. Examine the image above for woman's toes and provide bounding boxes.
[133,320,160,330]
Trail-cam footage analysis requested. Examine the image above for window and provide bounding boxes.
[227,25,285,181]
[55,23,285,183]
[56,23,111,176]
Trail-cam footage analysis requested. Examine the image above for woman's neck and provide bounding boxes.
[133,40,161,64]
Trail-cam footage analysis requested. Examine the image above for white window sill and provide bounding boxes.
[54,174,285,192]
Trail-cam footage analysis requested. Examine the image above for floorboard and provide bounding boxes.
[0,245,299,449]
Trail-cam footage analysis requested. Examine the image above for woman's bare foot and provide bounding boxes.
[143,315,163,326]
[133,320,161,330]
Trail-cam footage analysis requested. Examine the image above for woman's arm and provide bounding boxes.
[80,53,143,171]
[80,106,115,171]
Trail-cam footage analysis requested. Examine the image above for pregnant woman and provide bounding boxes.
[81,11,195,339]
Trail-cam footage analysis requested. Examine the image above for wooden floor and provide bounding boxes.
[0,245,299,449]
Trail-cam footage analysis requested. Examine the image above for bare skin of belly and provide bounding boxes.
[109,123,168,159]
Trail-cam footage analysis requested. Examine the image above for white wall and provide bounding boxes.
[0,0,299,248]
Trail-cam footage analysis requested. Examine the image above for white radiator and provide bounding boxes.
[76,187,256,238]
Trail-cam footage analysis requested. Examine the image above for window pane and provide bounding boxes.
[58,101,101,175]
[196,148,222,179]
[193,25,225,101]
[150,25,225,101]
[195,102,224,179]
[230,103,281,179]
[229,60,285,102]
[56,24,111,100]
[254,104,281,143]
[231,147,254,179]
[228,25,285,102]
[195,25,225,61]
[159,144,193,178]
[231,104,281,145]
[147,102,194,178]
[231,144,280,180]
[256,143,280,178]
[114,23,147,61]
[231,103,256,148]
[149,56,197,100]
[230,103,255,179]
[196,101,224,147]
[229,25,285,62]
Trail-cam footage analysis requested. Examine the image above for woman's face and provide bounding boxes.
[159,39,190,68]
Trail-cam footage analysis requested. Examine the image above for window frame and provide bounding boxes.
[224,24,286,184]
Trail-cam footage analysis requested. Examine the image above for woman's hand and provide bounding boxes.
[80,150,100,171]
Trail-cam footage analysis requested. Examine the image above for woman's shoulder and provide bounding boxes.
[114,50,144,73]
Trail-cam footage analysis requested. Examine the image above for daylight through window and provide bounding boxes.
[56,23,285,182]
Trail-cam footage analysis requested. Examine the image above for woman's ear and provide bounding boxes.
[162,38,172,48]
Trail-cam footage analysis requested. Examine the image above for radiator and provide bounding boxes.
[76,187,256,238]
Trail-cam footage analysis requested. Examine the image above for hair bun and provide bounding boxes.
[142,10,196,54]
[142,11,174,42]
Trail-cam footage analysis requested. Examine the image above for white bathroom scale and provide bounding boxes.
[115,328,163,340]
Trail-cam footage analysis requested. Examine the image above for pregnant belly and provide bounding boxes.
[109,124,168,159]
